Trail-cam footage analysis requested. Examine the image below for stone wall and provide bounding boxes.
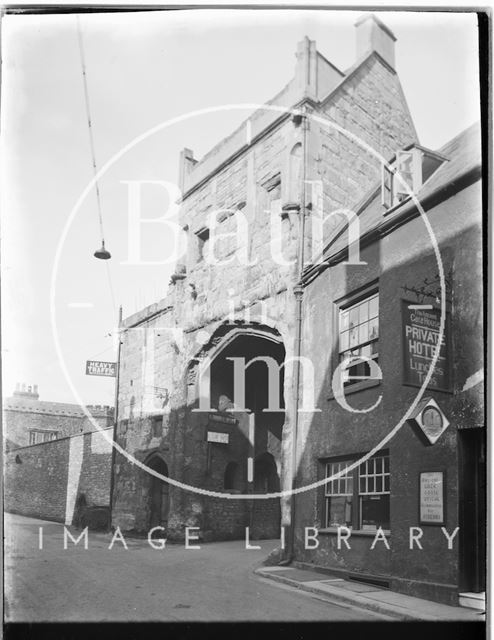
[4,428,113,526]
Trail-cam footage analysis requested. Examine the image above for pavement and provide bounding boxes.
[255,565,486,622]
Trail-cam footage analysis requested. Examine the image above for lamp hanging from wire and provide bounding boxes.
[76,16,111,260]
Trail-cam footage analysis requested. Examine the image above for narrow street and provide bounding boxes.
[4,513,387,622]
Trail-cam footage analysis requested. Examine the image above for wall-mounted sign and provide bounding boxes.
[402,302,451,392]
[408,397,450,444]
[207,431,229,444]
[420,471,445,525]
[86,360,116,377]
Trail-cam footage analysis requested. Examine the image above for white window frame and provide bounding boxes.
[338,292,379,387]
[324,453,390,532]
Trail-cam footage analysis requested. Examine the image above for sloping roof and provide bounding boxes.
[307,121,481,274]
[182,44,414,198]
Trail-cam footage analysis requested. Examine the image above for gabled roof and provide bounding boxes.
[303,121,481,282]
[181,46,416,198]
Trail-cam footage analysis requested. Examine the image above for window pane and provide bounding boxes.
[384,457,389,473]
[340,330,349,352]
[328,496,353,528]
[376,476,383,493]
[368,477,375,493]
[360,495,390,531]
[384,476,390,492]
[359,301,369,323]
[369,317,378,340]
[376,457,382,473]
[359,323,369,344]
[369,296,379,319]
[340,311,349,331]
[349,307,359,328]
[349,327,359,347]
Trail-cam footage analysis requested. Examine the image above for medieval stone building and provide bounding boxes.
[110,14,484,607]
[111,14,418,539]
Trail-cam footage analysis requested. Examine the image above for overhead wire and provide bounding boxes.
[76,15,117,315]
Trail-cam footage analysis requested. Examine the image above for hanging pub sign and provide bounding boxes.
[86,360,116,377]
[419,471,445,525]
[402,301,452,392]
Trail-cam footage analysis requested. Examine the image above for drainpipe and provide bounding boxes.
[109,305,123,530]
[282,104,309,563]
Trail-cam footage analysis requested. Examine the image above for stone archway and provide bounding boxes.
[184,323,286,540]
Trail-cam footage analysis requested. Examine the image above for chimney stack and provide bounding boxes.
[13,383,39,399]
[355,14,396,70]
[294,36,318,99]
[179,148,197,193]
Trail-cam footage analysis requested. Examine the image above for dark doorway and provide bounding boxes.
[254,452,280,493]
[147,456,170,532]
[206,329,285,539]
[458,428,486,592]
[251,452,281,539]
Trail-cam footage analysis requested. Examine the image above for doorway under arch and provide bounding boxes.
[186,325,286,540]
[251,451,281,539]
[145,454,170,532]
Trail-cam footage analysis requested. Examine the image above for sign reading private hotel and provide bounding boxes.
[420,471,445,525]
[402,302,451,391]
[85,360,116,377]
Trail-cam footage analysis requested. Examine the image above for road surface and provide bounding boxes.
[4,513,387,622]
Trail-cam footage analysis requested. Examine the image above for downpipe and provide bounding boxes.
[281,106,309,564]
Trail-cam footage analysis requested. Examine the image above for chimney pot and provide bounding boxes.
[355,13,396,70]
[179,148,197,193]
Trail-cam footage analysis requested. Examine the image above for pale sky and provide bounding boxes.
[1,9,481,405]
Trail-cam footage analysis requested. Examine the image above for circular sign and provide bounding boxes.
[422,406,444,439]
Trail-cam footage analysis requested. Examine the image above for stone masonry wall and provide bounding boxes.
[4,429,112,525]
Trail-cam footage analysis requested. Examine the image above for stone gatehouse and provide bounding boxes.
[111,14,418,541]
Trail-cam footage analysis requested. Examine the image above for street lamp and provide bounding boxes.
[94,240,111,260]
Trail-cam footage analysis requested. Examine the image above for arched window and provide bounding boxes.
[288,143,302,203]
[224,462,239,491]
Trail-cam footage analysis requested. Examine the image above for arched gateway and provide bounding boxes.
[185,323,286,540]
